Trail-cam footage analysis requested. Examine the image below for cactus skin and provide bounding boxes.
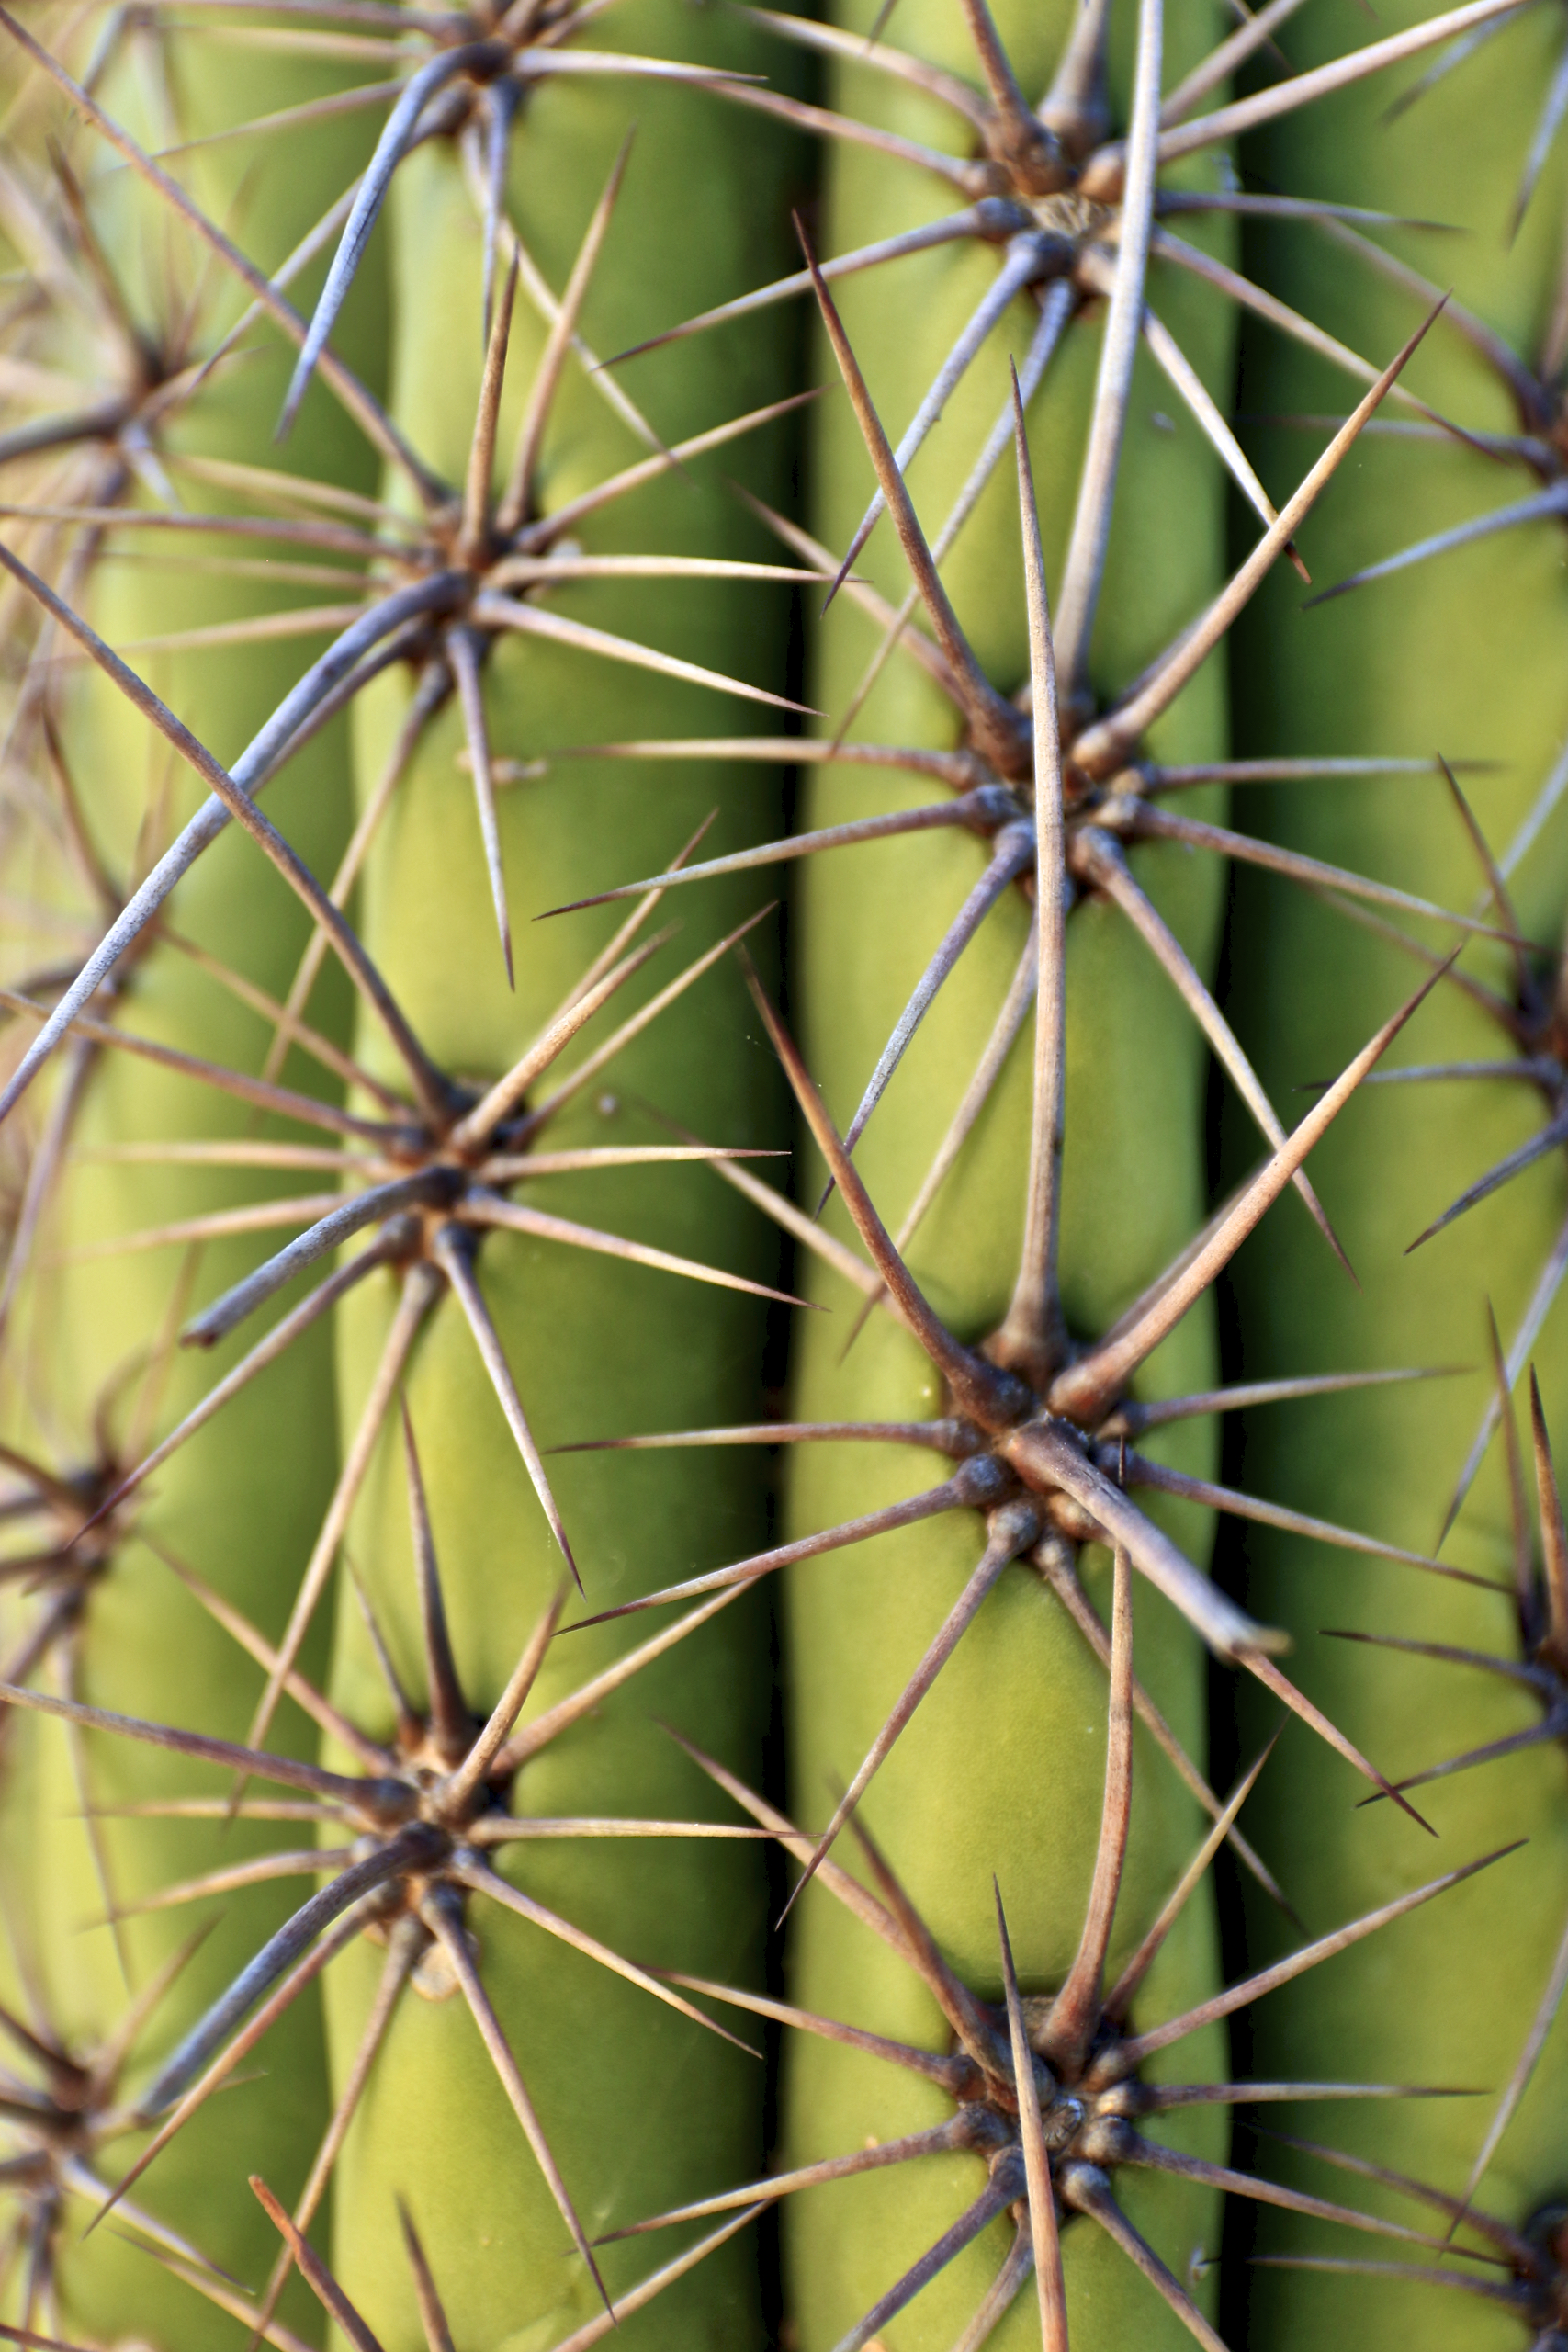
[7,0,1568,2342]
[1226,6,1568,2344]
[317,33,802,2346]
[777,1463,1227,2352]
[0,39,389,2344]
[770,0,1263,2332]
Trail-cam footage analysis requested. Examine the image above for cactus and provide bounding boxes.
[1219,6,1568,2344]
[3,0,1567,2346]
[0,17,390,2333]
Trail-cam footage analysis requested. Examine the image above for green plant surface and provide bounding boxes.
[4,0,1563,2345]
[1227,3,1568,2342]
[0,24,397,2338]
[314,23,809,2341]
[772,0,1252,2332]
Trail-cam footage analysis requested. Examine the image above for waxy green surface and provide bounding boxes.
[777,0,1260,2335]
[0,31,389,2344]
[323,32,802,2342]
[1229,3,1568,2341]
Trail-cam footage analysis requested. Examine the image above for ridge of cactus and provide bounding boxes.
[0,8,396,2331]
[1221,0,1568,2343]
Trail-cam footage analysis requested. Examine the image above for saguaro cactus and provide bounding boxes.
[2,0,1565,2344]
[1224,6,1568,2344]
[0,17,387,2333]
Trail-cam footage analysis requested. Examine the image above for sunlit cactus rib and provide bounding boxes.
[246,2170,769,2352]
[0,17,818,2322]
[1323,1360,1568,2236]
[1247,2136,1568,2350]
[0,1411,781,2341]
[1221,0,1568,2342]
[0,573,808,2352]
[0,11,400,2338]
[545,312,1466,2331]
[1292,229,1568,632]
[738,884,1457,2352]
[0,1938,337,2346]
[723,0,1489,2334]
[0,507,810,2347]
[284,4,807,2338]
[592,1691,1517,2352]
